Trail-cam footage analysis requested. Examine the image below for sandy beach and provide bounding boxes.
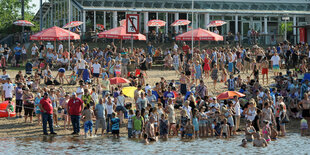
[0,67,302,138]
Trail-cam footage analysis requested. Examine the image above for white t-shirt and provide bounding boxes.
[76,52,82,60]
[271,55,280,66]
[173,44,178,51]
[105,102,114,114]
[78,60,86,69]
[76,87,84,99]
[31,46,38,55]
[58,44,63,53]
[116,95,125,106]
[3,83,14,98]
[233,100,241,116]
[92,63,101,73]
[22,49,26,54]
[0,74,10,80]
[173,55,179,64]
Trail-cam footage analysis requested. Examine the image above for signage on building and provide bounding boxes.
[282,17,290,21]
[126,14,139,34]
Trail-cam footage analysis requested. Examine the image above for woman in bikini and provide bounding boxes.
[298,93,310,132]
[262,120,271,143]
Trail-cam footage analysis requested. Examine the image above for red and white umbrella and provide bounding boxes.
[63,21,83,28]
[13,20,35,27]
[176,28,223,41]
[147,20,166,27]
[96,24,105,30]
[98,26,146,40]
[30,26,80,41]
[171,19,191,26]
[206,20,227,28]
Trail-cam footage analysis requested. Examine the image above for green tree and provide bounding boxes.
[279,22,293,35]
[0,0,38,34]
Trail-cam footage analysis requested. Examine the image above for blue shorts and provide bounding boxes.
[36,110,41,114]
[84,120,93,133]
[186,133,193,137]
[273,65,280,71]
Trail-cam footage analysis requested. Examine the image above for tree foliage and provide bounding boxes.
[0,0,38,34]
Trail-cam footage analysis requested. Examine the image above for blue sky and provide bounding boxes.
[30,0,42,13]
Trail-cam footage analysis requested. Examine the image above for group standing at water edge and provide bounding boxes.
[0,40,310,147]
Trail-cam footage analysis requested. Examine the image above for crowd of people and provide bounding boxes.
[0,39,310,147]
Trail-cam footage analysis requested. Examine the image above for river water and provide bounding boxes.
[0,133,309,155]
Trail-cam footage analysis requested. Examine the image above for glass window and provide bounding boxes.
[224,16,232,21]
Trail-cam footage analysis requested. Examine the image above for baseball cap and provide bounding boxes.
[72,92,76,96]
[44,92,49,96]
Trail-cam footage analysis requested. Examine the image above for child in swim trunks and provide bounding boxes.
[270,123,278,141]
[6,101,14,117]
[82,104,94,138]
[111,112,120,138]
[301,118,308,136]
[185,119,194,139]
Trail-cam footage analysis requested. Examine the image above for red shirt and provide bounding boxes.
[40,98,53,114]
[68,97,83,116]
[182,45,190,54]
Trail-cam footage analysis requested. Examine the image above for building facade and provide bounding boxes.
[34,0,310,44]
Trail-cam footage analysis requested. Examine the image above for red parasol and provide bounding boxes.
[30,26,80,41]
[147,20,166,27]
[96,24,105,30]
[171,19,191,26]
[63,21,83,28]
[98,26,146,40]
[206,20,227,28]
[176,28,223,41]
[216,91,245,100]
[109,77,130,85]
[13,20,35,27]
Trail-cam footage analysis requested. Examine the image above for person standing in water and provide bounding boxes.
[39,92,57,135]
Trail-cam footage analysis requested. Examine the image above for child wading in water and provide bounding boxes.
[185,119,194,139]
[300,118,308,136]
[220,118,230,139]
[82,104,94,138]
[111,112,120,138]
[159,113,169,139]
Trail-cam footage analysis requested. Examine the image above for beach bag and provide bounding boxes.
[281,113,290,123]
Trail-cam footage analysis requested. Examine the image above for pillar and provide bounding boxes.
[174,13,179,33]
[186,13,189,31]
[195,13,199,28]
[113,11,117,28]
[264,16,268,45]
[40,0,43,30]
[144,12,149,34]
[293,15,297,44]
[83,10,86,33]
[235,15,238,35]
[250,16,253,29]
[94,11,96,31]
[204,13,210,29]
[165,13,168,34]
[104,11,106,29]
[156,12,159,33]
